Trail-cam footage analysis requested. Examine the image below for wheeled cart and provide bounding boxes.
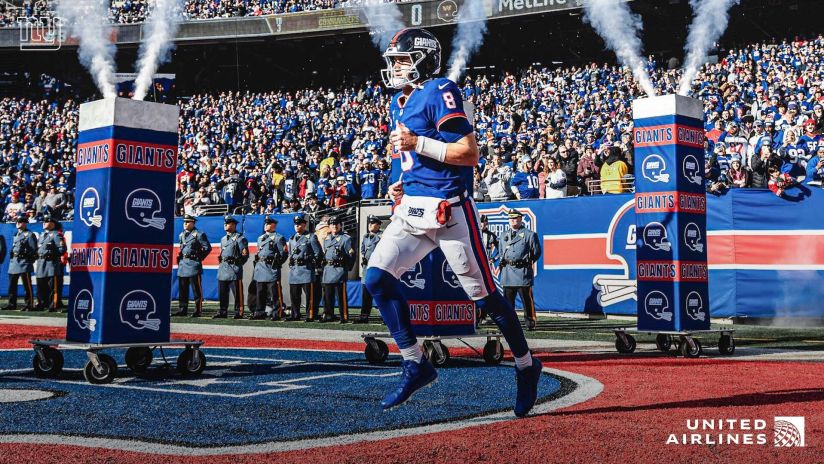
[613,328,735,358]
[361,332,504,366]
[29,339,206,384]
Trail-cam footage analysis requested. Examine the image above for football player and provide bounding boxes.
[364,28,543,416]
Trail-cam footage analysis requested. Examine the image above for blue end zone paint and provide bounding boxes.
[0,348,564,447]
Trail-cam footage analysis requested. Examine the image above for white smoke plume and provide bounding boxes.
[447,0,487,83]
[133,0,182,100]
[352,0,405,50]
[56,0,117,98]
[582,0,656,97]
[677,0,740,96]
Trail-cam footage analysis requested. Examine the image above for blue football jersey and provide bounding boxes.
[359,169,380,199]
[511,171,540,199]
[388,78,474,199]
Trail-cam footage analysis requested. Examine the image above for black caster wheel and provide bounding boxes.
[655,334,673,352]
[483,339,504,365]
[680,338,703,358]
[83,353,118,384]
[177,348,206,376]
[425,342,450,367]
[125,347,154,373]
[718,335,735,356]
[615,334,636,354]
[364,339,389,364]
[32,347,63,378]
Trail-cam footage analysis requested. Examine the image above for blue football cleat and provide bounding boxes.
[514,357,543,418]
[381,358,438,410]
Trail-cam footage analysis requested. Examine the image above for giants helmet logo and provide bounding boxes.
[641,154,670,183]
[642,222,672,252]
[442,260,461,289]
[73,289,96,332]
[400,262,426,290]
[684,222,705,253]
[593,200,637,306]
[644,290,673,322]
[125,189,167,230]
[685,291,706,322]
[119,290,161,331]
[79,187,103,228]
[683,155,703,186]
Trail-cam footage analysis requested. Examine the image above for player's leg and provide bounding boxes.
[441,199,542,417]
[365,218,436,357]
[364,217,437,409]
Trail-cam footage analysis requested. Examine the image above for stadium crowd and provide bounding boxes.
[1,35,823,222]
[0,0,411,27]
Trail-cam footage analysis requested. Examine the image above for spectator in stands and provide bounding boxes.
[751,143,781,188]
[556,145,579,196]
[511,157,540,200]
[576,146,600,195]
[3,193,23,222]
[484,155,513,202]
[599,147,628,194]
[544,158,567,199]
[724,156,750,189]
[806,145,824,185]
[768,166,797,197]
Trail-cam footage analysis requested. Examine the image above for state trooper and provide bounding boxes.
[321,216,355,323]
[54,221,68,312]
[215,215,249,319]
[252,216,288,321]
[499,209,542,330]
[480,214,499,261]
[287,214,322,322]
[2,216,36,311]
[35,215,66,312]
[477,214,499,324]
[174,215,212,317]
[355,215,382,324]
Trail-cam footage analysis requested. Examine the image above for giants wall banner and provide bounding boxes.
[632,95,709,331]
[66,98,179,344]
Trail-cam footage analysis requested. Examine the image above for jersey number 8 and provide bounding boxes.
[442,92,456,110]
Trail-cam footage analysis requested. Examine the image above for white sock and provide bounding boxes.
[514,353,533,371]
[399,344,423,363]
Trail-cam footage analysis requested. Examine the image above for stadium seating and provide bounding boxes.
[0,35,822,222]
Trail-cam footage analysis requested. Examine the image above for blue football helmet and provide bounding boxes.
[400,262,426,290]
[683,222,704,253]
[382,28,442,89]
[79,187,103,228]
[641,154,670,183]
[73,289,96,331]
[642,222,672,252]
[685,291,706,322]
[441,260,461,289]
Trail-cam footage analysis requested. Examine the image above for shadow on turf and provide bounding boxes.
[552,388,824,416]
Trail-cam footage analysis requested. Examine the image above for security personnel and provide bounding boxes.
[216,215,249,319]
[321,216,355,323]
[174,215,212,317]
[288,214,322,321]
[356,215,382,324]
[480,214,499,261]
[499,209,542,330]
[252,216,288,321]
[3,216,36,311]
[55,221,68,312]
[35,215,66,312]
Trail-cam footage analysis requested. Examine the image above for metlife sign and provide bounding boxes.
[496,0,583,16]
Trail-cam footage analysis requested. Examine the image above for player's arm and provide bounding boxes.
[391,123,479,167]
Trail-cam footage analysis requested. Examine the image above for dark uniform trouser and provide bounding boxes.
[322,282,348,321]
[504,286,536,323]
[7,273,34,308]
[289,283,315,319]
[256,280,285,317]
[312,275,322,314]
[179,275,203,313]
[360,282,373,318]
[36,275,58,310]
[55,268,65,308]
[218,279,244,316]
